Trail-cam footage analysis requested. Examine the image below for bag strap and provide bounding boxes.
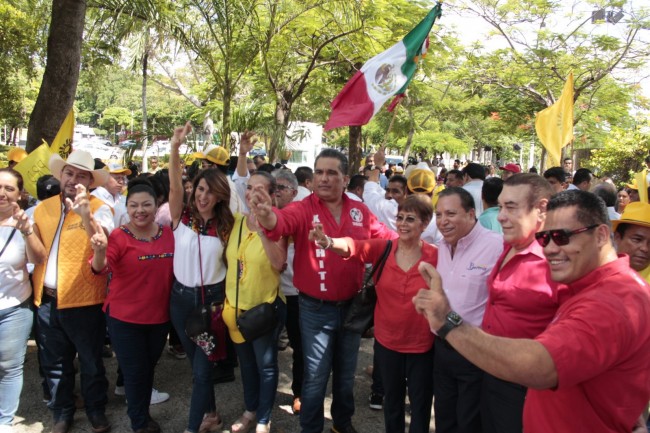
[0,227,17,259]
[197,230,205,305]
[234,216,245,318]
[362,240,392,287]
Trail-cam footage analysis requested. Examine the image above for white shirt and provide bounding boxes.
[0,221,31,310]
[296,186,311,201]
[345,191,363,202]
[462,180,484,217]
[173,221,227,287]
[92,186,127,227]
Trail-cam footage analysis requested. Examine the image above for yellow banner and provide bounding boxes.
[635,169,648,204]
[13,142,53,197]
[51,109,74,158]
[535,72,574,167]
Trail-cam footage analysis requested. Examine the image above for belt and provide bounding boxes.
[43,286,57,298]
[299,292,354,307]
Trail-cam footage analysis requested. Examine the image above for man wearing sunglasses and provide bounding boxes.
[613,201,650,284]
[480,174,564,433]
[413,190,650,433]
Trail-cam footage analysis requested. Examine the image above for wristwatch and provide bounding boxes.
[436,311,463,340]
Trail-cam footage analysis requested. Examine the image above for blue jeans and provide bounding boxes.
[37,296,108,422]
[0,299,33,426]
[107,313,169,430]
[298,294,361,433]
[234,297,286,425]
[169,280,224,433]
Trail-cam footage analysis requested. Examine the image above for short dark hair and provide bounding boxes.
[462,163,486,180]
[250,170,277,195]
[315,149,348,175]
[398,194,433,225]
[437,186,475,211]
[593,183,617,207]
[126,178,158,204]
[256,163,275,173]
[564,157,573,163]
[295,166,313,185]
[543,167,566,184]
[36,174,60,200]
[348,174,367,191]
[547,190,610,228]
[573,168,592,186]
[388,174,407,190]
[446,169,463,180]
[482,177,504,207]
[504,173,554,209]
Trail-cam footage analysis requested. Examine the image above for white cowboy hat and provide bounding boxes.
[49,150,110,189]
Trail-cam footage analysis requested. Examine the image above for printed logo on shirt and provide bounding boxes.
[350,208,363,227]
[467,262,489,272]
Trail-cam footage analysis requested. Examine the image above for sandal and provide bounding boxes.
[199,412,223,433]
[255,422,271,433]
[231,411,256,433]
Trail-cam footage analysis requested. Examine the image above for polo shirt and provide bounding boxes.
[524,257,650,432]
[482,241,564,338]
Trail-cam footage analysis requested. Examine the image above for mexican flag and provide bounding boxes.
[324,2,443,131]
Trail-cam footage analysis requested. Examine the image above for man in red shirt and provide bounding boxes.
[251,149,395,433]
[481,173,564,433]
[413,190,650,433]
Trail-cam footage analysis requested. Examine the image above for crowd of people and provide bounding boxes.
[1,126,649,433]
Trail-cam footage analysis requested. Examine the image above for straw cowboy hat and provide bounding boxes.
[612,201,650,232]
[49,150,110,189]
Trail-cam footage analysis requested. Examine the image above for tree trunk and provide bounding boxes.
[222,70,232,150]
[141,46,149,172]
[348,126,363,177]
[269,90,292,164]
[26,0,86,153]
[403,124,415,162]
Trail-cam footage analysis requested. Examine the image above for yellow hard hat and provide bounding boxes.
[7,147,28,164]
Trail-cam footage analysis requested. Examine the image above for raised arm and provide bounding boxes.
[248,187,278,231]
[237,131,257,177]
[169,122,192,227]
[413,262,558,390]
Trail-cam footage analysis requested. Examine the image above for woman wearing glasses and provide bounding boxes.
[309,195,437,433]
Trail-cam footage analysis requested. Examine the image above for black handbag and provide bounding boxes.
[343,240,392,334]
[234,217,279,341]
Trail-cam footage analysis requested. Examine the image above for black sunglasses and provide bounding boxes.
[535,224,599,247]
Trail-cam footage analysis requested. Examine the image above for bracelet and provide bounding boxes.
[21,229,33,237]
[323,236,333,250]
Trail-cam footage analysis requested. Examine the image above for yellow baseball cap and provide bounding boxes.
[197,146,230,166]
[7,147,28,164]
[407,169,436,194]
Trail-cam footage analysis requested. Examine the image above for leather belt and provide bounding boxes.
[299,292,353,308]
[43,286,57,298]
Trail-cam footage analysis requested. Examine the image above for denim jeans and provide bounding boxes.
[234,297,286,425]
[298,294,362,433]
[0,299,33,426]
[285,295,303,398]
[107,312,169,430]
[169,280,225,433]
[37,296,108,422]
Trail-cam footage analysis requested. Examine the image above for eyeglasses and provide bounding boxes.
[396,215,420,224]
[534,224,599,247]
[276,184,295,192]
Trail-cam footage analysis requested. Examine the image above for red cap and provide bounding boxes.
[499,163,521,173]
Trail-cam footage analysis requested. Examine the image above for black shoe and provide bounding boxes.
[331,425,358,433]
[148,418,161,433]
[212,367,235,384]
[368,392,384,410]
[102,345,114,358]
[88,413,111,433]
[52,419,73,433]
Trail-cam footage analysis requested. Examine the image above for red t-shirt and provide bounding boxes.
[349,239,438,353]
[482,241,565,338]
[264,193,396,301]
[524,257,650,433]
[102,225,175,324]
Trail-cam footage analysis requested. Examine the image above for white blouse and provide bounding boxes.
[0,222,31,310]
[173,221,226,287]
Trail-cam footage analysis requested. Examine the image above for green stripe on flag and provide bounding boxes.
[397,3,443,94]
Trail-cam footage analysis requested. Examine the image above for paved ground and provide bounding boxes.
[12,338,433,433]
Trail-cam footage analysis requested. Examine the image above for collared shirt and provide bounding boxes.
[482,241,563,338]
[345,191,363,202]
[92,186,127,227]
[462,180,484,216]
[437,222,503,326]
[477,206,502,234]
[264,193,396,301]
[295,186,311,201]
[525,256,650,433]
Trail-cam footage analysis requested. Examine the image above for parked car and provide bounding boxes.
[119,140,140,150]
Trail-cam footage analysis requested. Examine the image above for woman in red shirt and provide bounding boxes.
[310,194,438,433]
[90,179,175,433]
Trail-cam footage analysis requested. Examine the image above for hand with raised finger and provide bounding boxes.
[12,203,32,236]
[249,188,273,218]
[90,219,107,252]
[171,121,192,150]
[65,184,91,218]
[413,262,451,332]
[374,146,386,169]
[308,223,326,243]
[239,131,258,156]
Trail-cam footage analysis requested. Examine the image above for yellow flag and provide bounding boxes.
[50,109,75,159]
[635,169,648,204]
[535,72,574,167]
[13,142,54,197]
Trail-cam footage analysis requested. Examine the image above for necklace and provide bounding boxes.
[126,223,158,241]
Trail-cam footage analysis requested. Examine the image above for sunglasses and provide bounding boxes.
[396,215,420,224]
[276,184,295,192]
[534,224,599,247]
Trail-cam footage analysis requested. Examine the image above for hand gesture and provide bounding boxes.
[248,187,273,219]
[171,121,192,150]
[89,219,107,252]
[413,262,451,332]
[308,223,327,244]
[239,131,258,156]
[12,203,32,235]
[373,146,386,169]
[65,184,91,218]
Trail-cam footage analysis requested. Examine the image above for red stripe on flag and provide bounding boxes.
[324,71,375,130]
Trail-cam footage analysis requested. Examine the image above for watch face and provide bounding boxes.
[447,311,463,325]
